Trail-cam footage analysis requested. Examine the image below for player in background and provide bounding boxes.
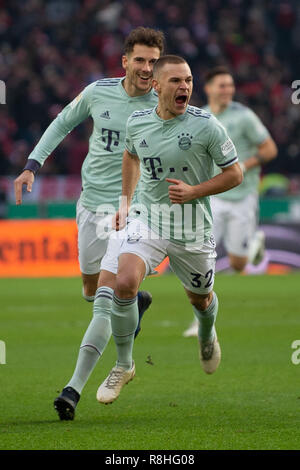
[96,55,243,405]
[13,27,165,419]
[183,66,277,338]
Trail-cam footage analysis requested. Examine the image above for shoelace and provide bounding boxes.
[105,369,124,389]
[201,341,214,360]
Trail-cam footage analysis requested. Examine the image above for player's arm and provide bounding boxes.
[167,163,242,204]
[240,137,278,173]
[239,110,278,173]
[122,149,141,205]
[167,116,243,204]
[14,83,94,204]
[114,149,140,230]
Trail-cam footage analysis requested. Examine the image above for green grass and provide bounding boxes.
[1,273,300,450]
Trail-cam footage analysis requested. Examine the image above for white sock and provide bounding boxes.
[192,292,218,343]
[67,287,113,393]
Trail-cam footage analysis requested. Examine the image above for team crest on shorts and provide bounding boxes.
[127,232,142,244]
[178,133,193,150]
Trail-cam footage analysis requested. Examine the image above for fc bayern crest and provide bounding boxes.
[177,133,193,150]
[127,232,142,244]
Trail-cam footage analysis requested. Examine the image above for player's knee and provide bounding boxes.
[230,256,247,272]
[188,292,211,311]
[115,274,139,299]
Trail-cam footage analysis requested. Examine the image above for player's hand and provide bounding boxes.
[112,209,127,231]
[14,170,35,205]
[166,178,196,204]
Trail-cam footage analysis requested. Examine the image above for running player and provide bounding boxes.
[14,27,163,301]
[183,66,277,338]
[96,55,243,405]
[14,27,165,420]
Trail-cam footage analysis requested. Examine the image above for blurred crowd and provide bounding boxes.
[1,0,300,191]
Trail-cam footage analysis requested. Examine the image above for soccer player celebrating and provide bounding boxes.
[96,55,243,405]
[183,66,277,338]
[14,26,163,301]
[14,27,165,420]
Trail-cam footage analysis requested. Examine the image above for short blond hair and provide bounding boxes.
[124,27,165,55]
[153,55,188,77]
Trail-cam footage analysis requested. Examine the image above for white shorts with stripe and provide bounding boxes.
[76,200,111,275]
[100,218,217,295]
[210,192,258,257]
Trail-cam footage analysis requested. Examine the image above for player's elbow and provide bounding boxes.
[232,165,244,187]
[222,163,243,190]
[269,141,278,160]
[235,172,243,187]
[261,139,278,162]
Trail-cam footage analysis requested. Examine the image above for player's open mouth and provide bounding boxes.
[139,76,151,82]
[175,95,188,104]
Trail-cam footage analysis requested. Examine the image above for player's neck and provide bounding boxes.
[156,105,177,120]
[209,101,229,115]
[122,78,151,97]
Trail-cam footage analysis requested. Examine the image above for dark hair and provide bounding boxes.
[124,27,165,55]
[153,55,188,77]
[204,66,233,84]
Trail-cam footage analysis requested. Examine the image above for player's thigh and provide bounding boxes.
[224,194,258,257]
[168,239,217,295]
[76,200,109,275]
[210,196,227,246]
[100,226,127,276]
[119,218,168,277]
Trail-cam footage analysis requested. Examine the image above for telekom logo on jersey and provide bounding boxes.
[94,197,206,245]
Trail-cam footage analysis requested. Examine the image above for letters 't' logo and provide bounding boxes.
[101,128,120,152]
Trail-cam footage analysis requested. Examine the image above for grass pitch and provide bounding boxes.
[1,273,299,450]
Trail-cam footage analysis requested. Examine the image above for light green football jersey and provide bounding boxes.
[204,101,270,201]
[28,78,158,212]
[125,105,238,246]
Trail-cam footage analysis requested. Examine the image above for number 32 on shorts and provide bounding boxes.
[190,269,214,289]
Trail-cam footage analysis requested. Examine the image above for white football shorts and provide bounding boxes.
[211,192,258,257]
[100,218,217,294]
[76,200,113,275]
